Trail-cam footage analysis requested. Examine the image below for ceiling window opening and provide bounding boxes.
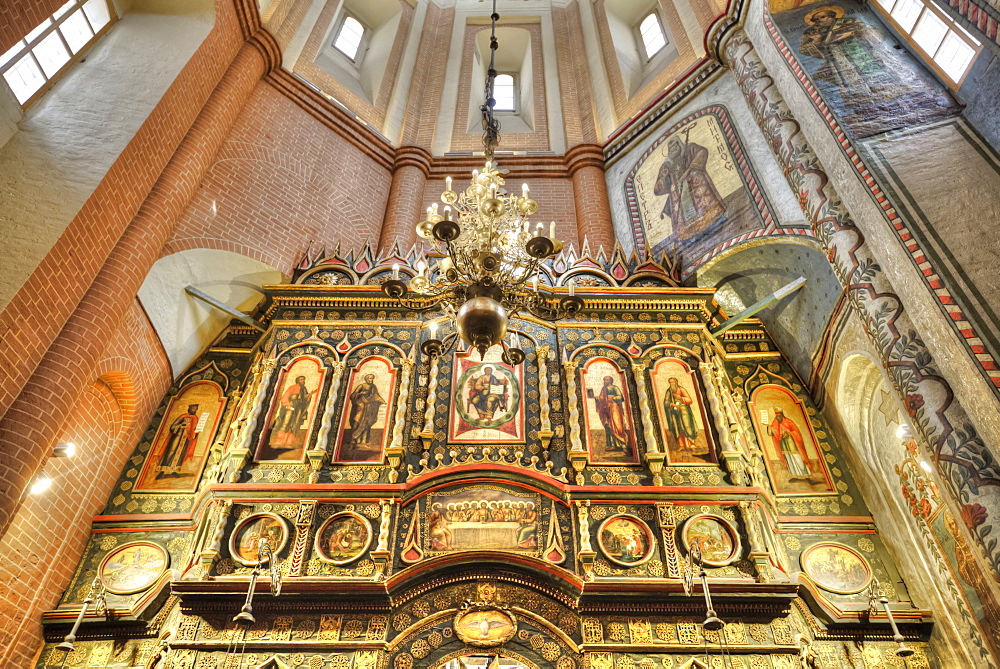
[333,15,366,61]
[0,0,114,107]
[493,74,516,112]
[873,0,980,85]
[639,13,667,59]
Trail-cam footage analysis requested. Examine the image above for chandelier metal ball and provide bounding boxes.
[457,296,508,359]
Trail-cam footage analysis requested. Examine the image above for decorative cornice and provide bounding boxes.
[393,145,434,176]
[564,143,606,176]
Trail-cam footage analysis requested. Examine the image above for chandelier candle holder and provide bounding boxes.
[868,580,914,657]
[381,0,583,363]
[233,537,282,624]
[56,577,106,653]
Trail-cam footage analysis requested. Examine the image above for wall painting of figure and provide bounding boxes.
[800,541,873,594]
[334,356,396,463]
[581,357,639,465]
[681,514,740,567]
[256,356,326,462]
[597,515,654,567]
[424,488,540,553]
[98,542,169,595]
[627,110,763,265]
[649,358,717,464]
[314,512,372,565]
[749,385,835,495]
[772,0,960,138]
[449,347,524,443]
[134,381,226,493]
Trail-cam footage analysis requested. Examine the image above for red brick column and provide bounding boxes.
[378,145,433,252]
[566,144,616,251]
[0,43,267,539]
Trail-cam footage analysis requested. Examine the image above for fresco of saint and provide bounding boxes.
[650,359,716,464]
[773,0,959,138]
[257,356,325,462]
[335,357,396,463]
[135,380,225,493]
[750,385,835,495]
[450,348,523,443]
[653,135,726,240]
[581,358,639,464]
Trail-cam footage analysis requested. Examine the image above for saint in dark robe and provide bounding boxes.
[467,366,509,422]
[591,375,633,454]
[348,373,385,446]
[662,377,699,453]
[157,404,199,478]
[269,375,313,448]
[653,136,726,240]
[767,408,812,479]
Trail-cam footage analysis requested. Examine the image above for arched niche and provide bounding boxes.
[467,27,535,134]
[695,239,840,382]
[138,249,285,376]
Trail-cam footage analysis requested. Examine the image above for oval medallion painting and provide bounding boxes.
[681,514,740,566]
[315,512,373,565]
[229,513,289,566]
[99,541,169,595]
[800,542,873,594]
[454,605,517,647]
[597,515,654,567]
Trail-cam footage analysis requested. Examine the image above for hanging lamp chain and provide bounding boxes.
[481,0,501,159]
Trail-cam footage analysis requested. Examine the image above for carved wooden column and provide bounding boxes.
[378,145,433,252]
[566,144,616,251]
[720,29,1000,585]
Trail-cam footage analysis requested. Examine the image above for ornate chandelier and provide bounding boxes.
[381,0,582,364]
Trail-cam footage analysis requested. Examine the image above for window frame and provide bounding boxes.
[0,0,118,109]
[871,0,981,88]
[331,12,369,64]
[492,72,518,113]
[635,10,669,62]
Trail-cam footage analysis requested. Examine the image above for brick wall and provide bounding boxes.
[450,22,550,153]
[163,81,393,270]
[0,301,170,667]
[553,4,601,148]
[0,0,244,429]
[400,3,455,148]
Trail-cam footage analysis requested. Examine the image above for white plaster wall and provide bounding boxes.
[138,249,285,377]
[0,0,214,312]
[604,74,804,257]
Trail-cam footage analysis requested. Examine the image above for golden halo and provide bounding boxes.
[804,5,845,23]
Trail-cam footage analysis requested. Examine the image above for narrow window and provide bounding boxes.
[493,74,516,112]
[872,0,981,85]
[333,15,365,61]
[0,0,114,106]
[639,13,667,59]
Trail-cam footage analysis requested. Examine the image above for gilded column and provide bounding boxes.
[378,145,433,253]
[720,30,1000,584]
[566,144,616,251]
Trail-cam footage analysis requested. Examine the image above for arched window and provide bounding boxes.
[493,74,516,112]
[333,15,366,61]
[638,13,667,59]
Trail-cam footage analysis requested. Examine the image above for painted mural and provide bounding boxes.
[334,357,396,463]
[625,110,761,263]
[581,358,640,464]
[800,542,873,594]
[649,358,716,464]
[134,381,226,493]
[597,515,654,567]
[98,542,169,594]
[449,348,524,443]
[257,356,326,462]
[230,514,289,565]
[682,515,740,566]
[750,385,835,495]
[771,0,960,138]
[314,512,372,564]
[425,488,540,553]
